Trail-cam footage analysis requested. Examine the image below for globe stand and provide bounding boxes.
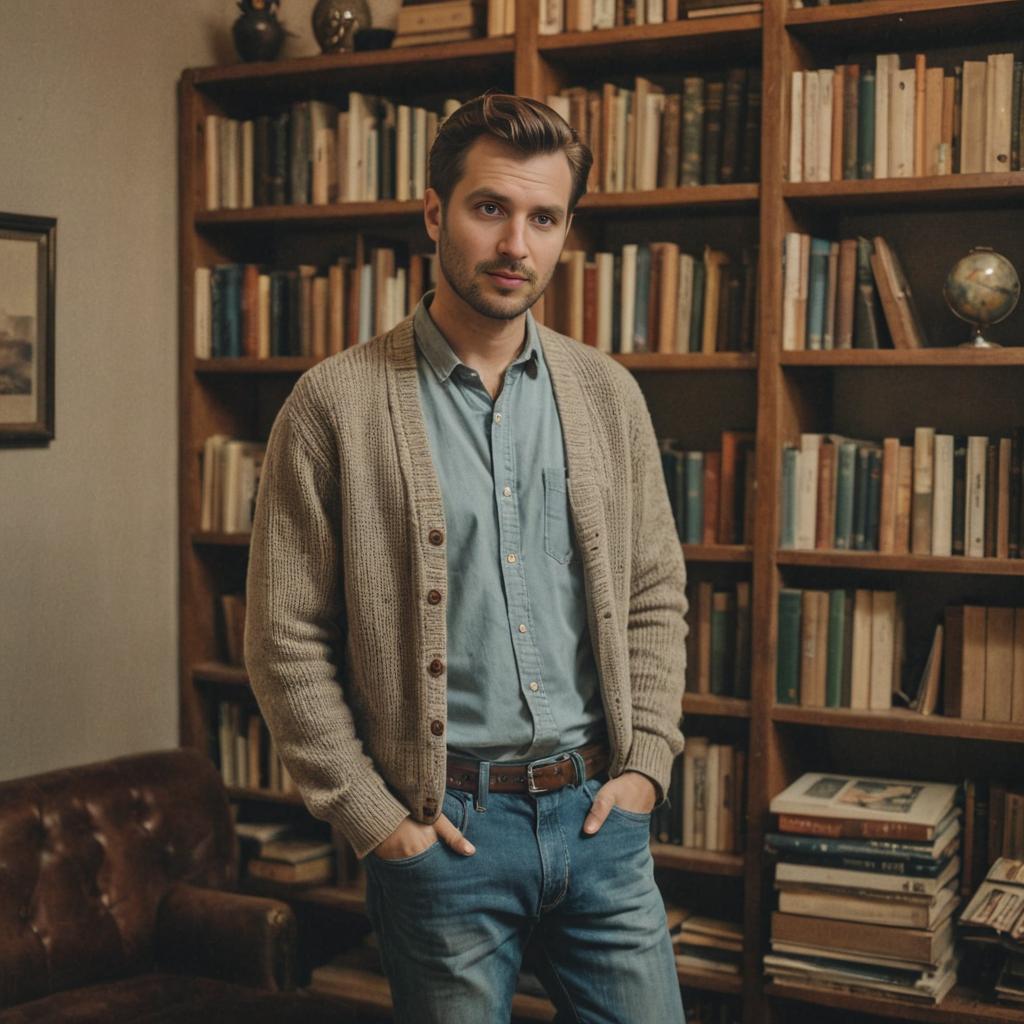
[959,326,1001,349]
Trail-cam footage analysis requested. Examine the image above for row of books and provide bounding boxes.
[686,581,752,700]
[780,429,1024,559]
[547,70,761,192]
[776,587,906,711]
[789,52,1024,183]
[200,435,265,535]
[539,0,760,33]
[781,233,924,351]
[668,905,744,979]
[203,95,460,210]
[655,737,746,853]
[543,243,757,355]
[944,604,1024,724]
[214,700,296,795]
[194,247,437,358]
[660,432,756,546]
[764,772,962,1003]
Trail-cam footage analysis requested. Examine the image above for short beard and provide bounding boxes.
[437,213,552,322]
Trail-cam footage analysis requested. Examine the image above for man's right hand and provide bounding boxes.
[369,813,476,861]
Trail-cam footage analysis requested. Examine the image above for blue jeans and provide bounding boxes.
[364,769,685,1024]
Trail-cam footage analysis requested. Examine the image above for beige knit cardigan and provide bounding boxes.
[244,315,688,859]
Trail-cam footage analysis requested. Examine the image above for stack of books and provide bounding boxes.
[393,0,484,48]
[668,905,744,977]
[960,859,1024,1005]
[247,836,335,887]
[764,772,962,1003]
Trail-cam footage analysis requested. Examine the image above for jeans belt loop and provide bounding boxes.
[475,760,490,813]
[568,749,587,787]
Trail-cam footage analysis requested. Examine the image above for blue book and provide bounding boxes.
[217,264,243,358]
[780,446,799,548]
[805,238,831,350]
[684,451,704,544]
[633,244,651,353]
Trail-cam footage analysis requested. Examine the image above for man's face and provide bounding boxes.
[425,136,574,321]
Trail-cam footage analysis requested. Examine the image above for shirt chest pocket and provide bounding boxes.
[542,466,574,564]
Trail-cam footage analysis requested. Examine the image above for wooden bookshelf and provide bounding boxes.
[178,1,1024,1020]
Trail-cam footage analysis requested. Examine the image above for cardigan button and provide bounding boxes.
[429,658,445,676]
[428,528,445,546]
[427,589,443,605]
[430,719,444,736]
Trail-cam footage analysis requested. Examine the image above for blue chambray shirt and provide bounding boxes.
[413,291,606,763]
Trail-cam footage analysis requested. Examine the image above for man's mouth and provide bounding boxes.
[487,271,528,284]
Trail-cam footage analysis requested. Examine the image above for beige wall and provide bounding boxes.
[0,2,245,779]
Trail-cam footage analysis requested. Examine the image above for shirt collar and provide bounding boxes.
[413,289,540,384]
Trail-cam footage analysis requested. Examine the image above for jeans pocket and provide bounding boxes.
[543,466,574,564]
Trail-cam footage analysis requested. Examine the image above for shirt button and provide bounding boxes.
[529,681,539,692]
[503,486,512,497]
[518,624,527,634]
[430,720,444,736]
[494,413,502,423]
[506,553,517,564]
[428,658,445,676]
[428,528,445,546]
[427,589,442,605]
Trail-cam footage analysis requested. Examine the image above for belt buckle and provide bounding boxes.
[526,752,572,795]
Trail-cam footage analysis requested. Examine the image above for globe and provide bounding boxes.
[943,247,1020,347]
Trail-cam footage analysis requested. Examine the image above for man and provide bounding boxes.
[245,92,687,1023]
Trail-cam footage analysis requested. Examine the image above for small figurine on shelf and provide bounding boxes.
[232,0,286,63]
[312,0,373,52]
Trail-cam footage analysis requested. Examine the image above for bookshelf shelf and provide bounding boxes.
[776,550,1024,577]
[191,531,250,547]
[195,199,423,229]
[578,184,759,212]
[188,37,516,97]
[681,543,755,562]
[192,661,249,687]
[537,14,762,64]
[652,843,746,875]
[781,349,1024,367]
[784,0,1024,51]
[615,352,756,371]
[771,705,1024,744]
[782,172,1024,210]
[680,966,744,996]
[766,981,1023,1023]
[196,357,316,374]
[683,693,752,718]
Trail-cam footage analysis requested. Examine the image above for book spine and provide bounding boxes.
[777,589,803,705]
[777,813,936,842]
[702,77,725,185]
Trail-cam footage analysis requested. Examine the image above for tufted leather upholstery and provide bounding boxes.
[0,749,348,1023]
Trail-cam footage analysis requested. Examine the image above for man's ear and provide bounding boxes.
[424,187,442,243]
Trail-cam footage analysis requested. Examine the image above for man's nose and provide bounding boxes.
[497,218,529,261]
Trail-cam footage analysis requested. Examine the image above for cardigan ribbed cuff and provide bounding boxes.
[622,729,678,808]
[329,771,414,860]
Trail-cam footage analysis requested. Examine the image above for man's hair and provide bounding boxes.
[428,92,593,214]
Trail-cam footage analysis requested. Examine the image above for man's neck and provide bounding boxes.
[427,280,529,377]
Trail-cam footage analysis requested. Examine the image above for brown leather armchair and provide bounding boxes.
[0,749,348,1023]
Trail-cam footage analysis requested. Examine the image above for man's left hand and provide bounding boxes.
[583,771,657,835]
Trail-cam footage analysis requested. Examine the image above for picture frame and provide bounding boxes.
[0,212,56,446]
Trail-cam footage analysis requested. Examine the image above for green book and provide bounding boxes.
[857,68,875,179]
[702,77,725,185]
[680,76,705,186]
[834,441,858,549]
[288,100,310,206]
[685,451,704,544]
[780,446,798,548]
[710,591,731,696]
[719,68,747,184]
[1013,61,1023,171]
[825,589,847,708]
[689,259,706,352]
[777,589,803,705]
[852,445,871,550]
[806,238,831,350]
[840,587,855,707]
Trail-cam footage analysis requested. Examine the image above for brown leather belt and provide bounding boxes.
[446,742,609,796]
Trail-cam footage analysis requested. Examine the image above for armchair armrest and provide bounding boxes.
[156,882,296,991]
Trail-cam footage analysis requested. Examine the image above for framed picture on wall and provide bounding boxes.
[0,212,56,446]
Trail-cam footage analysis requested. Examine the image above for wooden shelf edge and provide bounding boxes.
[681,542,755,562]
[579,184,759,210]
[196,199,422,228]
[781,348,1024,366]
[539,13,762,53]
[683,693,752,718]
[678,964,744,995]
[652,843,745,874]
[766,980,1023,1023]
[188,36,515,87]
[192,661,249,686]
[615,352,757,370]
[783,171,1024,206]
[777,549,1024,576]
[772,705,1024,743]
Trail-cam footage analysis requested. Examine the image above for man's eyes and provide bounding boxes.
[476,203,556,226]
